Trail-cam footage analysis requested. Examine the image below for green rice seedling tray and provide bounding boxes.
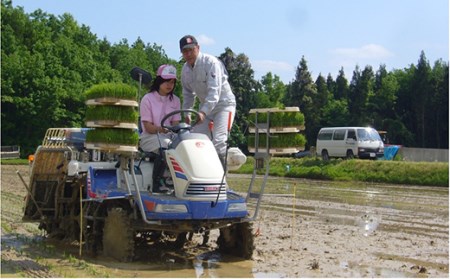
[85,128,138,152]
[85,106,138,129]
[85,98,138,107]
[84,142,138,153]
[85,121,138,129]
[248,147,303,155]
[248,107,305,130]
[85,83,137,101]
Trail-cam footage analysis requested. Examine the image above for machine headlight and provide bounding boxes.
[228,202,247,212]
[154,204,188,213]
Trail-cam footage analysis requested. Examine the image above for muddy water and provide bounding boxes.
[34,249,256,278]
[1,166,448,277]
[43,237,257,278]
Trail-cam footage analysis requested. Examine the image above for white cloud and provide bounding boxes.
[196,34,215,46]
[329,44,394,71]
[332,44,393,60]
[252,60,295,73]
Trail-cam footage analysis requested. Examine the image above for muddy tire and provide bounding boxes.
[217,222,254,259]
[103,208,135,261]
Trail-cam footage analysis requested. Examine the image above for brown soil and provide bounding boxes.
[1,164,448,277]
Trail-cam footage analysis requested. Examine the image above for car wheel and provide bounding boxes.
[321,150,329,161]
[346,150,354,159]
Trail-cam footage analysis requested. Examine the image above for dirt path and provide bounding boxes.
[1,165,448,277]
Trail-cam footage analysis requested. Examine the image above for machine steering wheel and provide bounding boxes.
[160,109,202,133]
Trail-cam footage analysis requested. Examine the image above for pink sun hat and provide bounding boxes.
[157,64,177,80]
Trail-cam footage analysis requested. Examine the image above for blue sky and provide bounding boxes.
[12,0,449,83]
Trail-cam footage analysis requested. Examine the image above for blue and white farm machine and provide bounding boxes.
[21,69,273,261]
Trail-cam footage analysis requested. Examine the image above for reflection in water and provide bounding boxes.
[196,254,255,278]
[193,253,220,278]
[85,251,256,278]
[357,213,381,236]
[360,187,381,236]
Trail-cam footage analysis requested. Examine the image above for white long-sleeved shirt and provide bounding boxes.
[181,52,236,115]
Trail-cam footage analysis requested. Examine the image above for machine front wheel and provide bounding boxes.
[217,222,254,259]
[103,207,135,261]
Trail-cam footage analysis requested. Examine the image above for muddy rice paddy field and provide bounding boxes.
[1,164,449,277]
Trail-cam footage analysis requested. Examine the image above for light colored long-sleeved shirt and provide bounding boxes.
[181,52,236,115]
[140,91,181,135]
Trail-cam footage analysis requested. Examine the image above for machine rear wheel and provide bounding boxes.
[174,232,188,249]
[217,222,254,259]
[103,208,135,261]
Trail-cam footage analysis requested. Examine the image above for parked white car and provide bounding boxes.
[316,127,384,160]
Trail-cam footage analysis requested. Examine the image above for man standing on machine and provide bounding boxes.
[179,35,236,170]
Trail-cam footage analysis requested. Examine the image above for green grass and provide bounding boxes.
[231,156,449,187]
[4,155,447,187]
[1,158,29,165]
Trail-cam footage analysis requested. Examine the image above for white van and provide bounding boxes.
[316,127,384,160]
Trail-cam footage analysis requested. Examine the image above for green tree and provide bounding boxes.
[257,72,285,108]
[348,65,374,126]
[428,59,449,148]
[312,74,331,141]
[411,51,431,147]
[326,73,336,100]
[0,3,173,155]
[284,56,317,148]
[321,99,350,127]
[393,66,416,146]
[369,64,399,130]
[334,67,349,100]
[320,69,351,127]
[315,74,330,110]
[1,4,88,154]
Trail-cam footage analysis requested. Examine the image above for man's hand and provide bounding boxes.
[198,111,206,123]
[185,111,206,125]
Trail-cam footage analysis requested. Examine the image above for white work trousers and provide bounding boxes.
[193,106,235,155]
[140,133,173,153]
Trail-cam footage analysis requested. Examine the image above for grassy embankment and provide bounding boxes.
[232,157,449,187]
[3,157,448,187]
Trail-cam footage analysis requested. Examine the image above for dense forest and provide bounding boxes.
[1,1,448,157]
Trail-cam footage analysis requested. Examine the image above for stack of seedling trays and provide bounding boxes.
[248,107,306,155]
[84,83,139,153]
